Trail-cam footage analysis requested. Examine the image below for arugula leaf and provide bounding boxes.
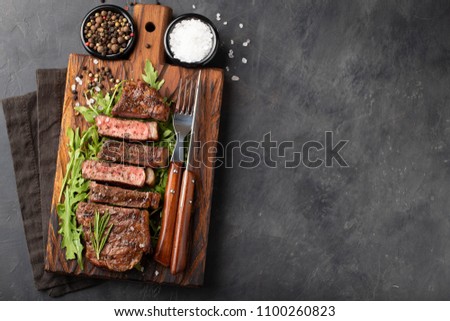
[57,123,104,269]
[74,106,96,124]
[142,59,165,90]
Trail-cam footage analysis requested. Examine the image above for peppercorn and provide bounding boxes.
[111,44,119,53]
[83,9,133,56]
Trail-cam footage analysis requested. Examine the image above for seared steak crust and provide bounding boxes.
[98,139,169,168]
[112,80,170,121]
[76,202,150,272]
[89,181,161,209]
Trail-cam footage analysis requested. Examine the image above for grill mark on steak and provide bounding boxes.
[76,202,150,272]
[98,139,169,168]
[96,115,159,141]
[112,80,170,122]
[82,160,146,188]
[89,182,161,209]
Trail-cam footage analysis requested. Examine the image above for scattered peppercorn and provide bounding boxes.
[145,43,151,49]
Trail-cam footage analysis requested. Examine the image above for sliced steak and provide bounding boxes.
[96,115,159,141]
[98,139,169,168]
[82,160,146,188]
[112,80,170,121]
[89,182,161,209]
[75,202,150,272]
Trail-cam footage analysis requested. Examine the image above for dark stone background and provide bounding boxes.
[2,0,450,300]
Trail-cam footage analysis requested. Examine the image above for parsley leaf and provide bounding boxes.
[142,59,165,90]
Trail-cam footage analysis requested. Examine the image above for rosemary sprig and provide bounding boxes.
[91,211,113,260]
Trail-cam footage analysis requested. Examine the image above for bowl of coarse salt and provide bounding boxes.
[164,14,219,67]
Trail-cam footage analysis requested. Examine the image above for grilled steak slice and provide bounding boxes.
[112,80,170,121]
[89,182,161,209]
[82,160,146,188]
[96,115,159,141]
[98,140,169,168]
[76,202,150,272]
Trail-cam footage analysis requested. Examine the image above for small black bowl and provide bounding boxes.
[80,4,137,60]
[164,13,219,68]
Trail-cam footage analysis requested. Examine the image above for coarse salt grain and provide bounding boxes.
[243,39,251,46]
[93,59,99,64]
[230,39,234,45]
[89,98,95,105]
[231,75,240,81]
[223,21,227,25]
[192,4,196,9]
[95,86,101,92]
[169,19,214,63]
[155,270,159,276]
[71,84,76,91]
[239,23,243,28]
[75,102,80,107]
[242,57,247,64]
[75,76,81,83]
[228,49,234,58]
[225,66,230,72]
[216,13,221,21]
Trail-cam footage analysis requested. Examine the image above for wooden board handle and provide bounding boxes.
[129,4,172,71]
[170,169,195,274]
[154,161,182,267]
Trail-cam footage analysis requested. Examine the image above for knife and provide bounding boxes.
[154,71,202,267]
[170,73,202,274]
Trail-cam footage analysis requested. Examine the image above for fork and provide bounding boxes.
[154,72,200,267]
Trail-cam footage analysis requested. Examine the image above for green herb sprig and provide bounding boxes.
[57,125,103,269]
[142,59,165,90]
[91,211,113,260]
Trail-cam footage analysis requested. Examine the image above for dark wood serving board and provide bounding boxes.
[44,4,224,286]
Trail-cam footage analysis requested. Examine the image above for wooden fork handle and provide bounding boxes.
[154,161,183,267]
[170,169,195,274]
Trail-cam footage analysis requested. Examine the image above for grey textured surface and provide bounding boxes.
[2,0,450,300]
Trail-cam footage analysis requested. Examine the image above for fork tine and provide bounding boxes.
[187,79,194,115]
[175,78,183,114]
[181,80,188,114]
[175,73,200,116]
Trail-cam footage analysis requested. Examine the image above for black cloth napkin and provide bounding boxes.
[2,69,100,297]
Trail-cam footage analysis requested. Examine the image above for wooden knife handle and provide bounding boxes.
[154,161,182,267]
[170,170,195,274]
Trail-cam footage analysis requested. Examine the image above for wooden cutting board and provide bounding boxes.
[44,4,224,286]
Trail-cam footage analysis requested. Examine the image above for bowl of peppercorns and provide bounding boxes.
[80,4,136,60]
